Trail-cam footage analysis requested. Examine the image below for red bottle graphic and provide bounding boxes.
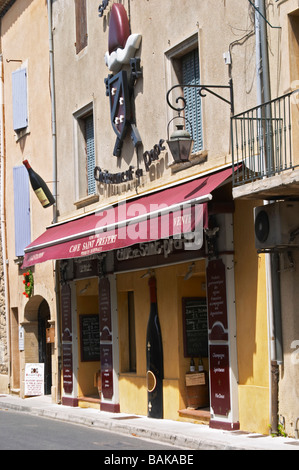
[146,276,163,419]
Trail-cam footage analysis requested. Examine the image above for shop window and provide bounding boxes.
[75,0,88,54]
[166,35,203,154]
[74,105,96,202]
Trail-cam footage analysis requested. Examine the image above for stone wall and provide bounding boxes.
[0,164,7,376]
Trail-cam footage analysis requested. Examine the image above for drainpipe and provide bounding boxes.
[47,0,61,403]
[47,0,57,225]
[255,0,282,435]
[0,53,11,392]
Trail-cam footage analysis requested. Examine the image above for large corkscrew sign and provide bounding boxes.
[104,3,142,157]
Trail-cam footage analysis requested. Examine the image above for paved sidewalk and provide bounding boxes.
[0,394,298,450]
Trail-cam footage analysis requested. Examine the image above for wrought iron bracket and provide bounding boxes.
[166,79,234,115]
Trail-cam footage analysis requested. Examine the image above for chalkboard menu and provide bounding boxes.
[182,298,208,358]
[80,314,101,362]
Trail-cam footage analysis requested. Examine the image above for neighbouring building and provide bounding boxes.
[1,0,298,438]
[232,0,299,437]
[0,0,58,400]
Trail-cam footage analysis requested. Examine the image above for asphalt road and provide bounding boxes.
[0,409,185,451]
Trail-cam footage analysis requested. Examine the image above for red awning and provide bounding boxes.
[22,167,233,268]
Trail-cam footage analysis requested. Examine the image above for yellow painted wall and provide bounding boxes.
[76,279,100,397]
[117,260,207,420]
[234,200,270,434]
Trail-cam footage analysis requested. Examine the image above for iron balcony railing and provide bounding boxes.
[232,89,299,187]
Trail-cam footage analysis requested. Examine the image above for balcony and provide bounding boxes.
[232,89,299,200]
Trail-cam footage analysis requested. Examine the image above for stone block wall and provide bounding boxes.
[0,164,7,376]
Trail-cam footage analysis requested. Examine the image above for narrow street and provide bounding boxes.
[0,409,186,452]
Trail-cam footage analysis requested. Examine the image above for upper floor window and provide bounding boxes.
[75,0,88,54]
[166,35,203,155]
[13,165,31,258]
[85,114,96,196]
[181,49,203,153]
[74,104,97,204]
[12,67,28,132]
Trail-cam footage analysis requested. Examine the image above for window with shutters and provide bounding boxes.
[74,104,98,206]
[12,67,28,132]
[75,0,88,54]
[85,114,96,196]
[181,50,203,153]
[165,36,203,155]
[13,165,31,257]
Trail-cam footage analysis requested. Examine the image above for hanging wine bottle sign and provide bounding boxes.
[146,276,164,419]
[23,160,55,208]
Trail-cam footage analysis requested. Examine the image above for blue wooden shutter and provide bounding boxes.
[13,165,31,257]
[85,114,95,195]
[12,68,28,131]
[182,50,203,153]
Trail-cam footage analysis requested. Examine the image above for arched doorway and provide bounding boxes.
[24,296,52,396]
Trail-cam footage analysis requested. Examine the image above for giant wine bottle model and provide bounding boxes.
[146,276,164,419]
[23,160,55,208]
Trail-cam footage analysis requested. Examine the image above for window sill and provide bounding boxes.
[74,193,99,209]
[170,150,208,174]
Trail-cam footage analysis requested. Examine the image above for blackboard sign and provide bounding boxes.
[80,314,101,362]
[182,298,208,358]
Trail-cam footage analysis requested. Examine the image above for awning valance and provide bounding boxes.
[22,167,233,268]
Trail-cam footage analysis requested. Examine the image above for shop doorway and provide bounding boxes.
[38,300,52,395]
[76,279,101,406]
[24,296,52,396]
[179,261,210,423]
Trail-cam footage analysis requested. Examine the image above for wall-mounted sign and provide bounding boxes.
[143,140,166,172]
[104,3,142,73]
[100,344,114,400]
[61,283,72,342]
[99,277,112,342]
[94,140,166,185]
[104,3,142,157]
[94,165,143,185]
[115,238,205,272]
[25,363,44,396]
[99,277,114,401]
[207,259,228,331]
[207,259,231,417]
[62,343,73,394]
[209,344,230,416]
[61,283,73,395]
[19,326,25,351]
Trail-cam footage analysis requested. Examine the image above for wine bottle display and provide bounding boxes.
[23,160,55,208]
[146,276,163,419]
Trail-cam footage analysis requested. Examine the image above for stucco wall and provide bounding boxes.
[52,0,259,219]
[1,0,57,397]
[234,199,270,434]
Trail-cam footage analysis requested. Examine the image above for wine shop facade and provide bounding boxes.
[23,165,269,432]
[0,0,274,436]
